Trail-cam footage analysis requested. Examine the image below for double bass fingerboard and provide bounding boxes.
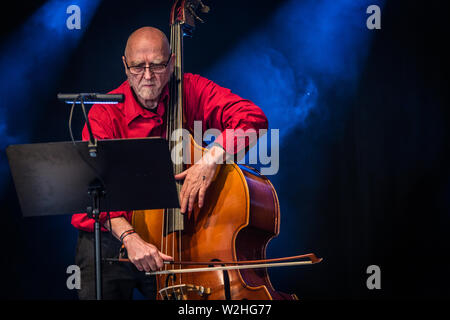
[165,21,185,235]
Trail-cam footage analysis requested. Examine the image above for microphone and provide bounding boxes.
[57,93,124,104]
[58,93,124,158]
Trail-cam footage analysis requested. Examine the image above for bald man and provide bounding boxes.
[72,27,268,300]
[123,27,173,109]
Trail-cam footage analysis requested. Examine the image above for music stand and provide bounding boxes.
[6,137,179,300]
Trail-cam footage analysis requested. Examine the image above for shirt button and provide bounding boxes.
[157,119,162,124]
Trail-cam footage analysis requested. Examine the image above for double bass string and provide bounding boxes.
[170,22,175,291]
[176,21,183,287]
[167,20,184,293]
[162,23,174,278]
[162,12,198,297]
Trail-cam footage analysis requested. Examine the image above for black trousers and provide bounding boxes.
[75,230,156,300]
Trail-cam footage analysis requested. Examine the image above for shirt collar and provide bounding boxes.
[123,81,169,125]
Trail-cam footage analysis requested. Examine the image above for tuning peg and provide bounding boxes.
[188,6,206,23]
[199,1,210,13]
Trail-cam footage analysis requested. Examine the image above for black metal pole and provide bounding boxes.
[79,91,103,300]
[90,188,103,300]
[94,214,102,300]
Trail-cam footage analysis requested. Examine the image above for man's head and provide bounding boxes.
[122,27,174,108]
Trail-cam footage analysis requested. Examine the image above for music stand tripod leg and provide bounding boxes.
[87,186,104,300]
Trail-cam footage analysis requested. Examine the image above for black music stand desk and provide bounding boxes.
[6,137,179,300]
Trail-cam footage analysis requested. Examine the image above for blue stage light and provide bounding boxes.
[0,0,102,193]
[204,0,385,257]
[206,0,385,139]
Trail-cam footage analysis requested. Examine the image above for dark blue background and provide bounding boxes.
[1,0,449,299]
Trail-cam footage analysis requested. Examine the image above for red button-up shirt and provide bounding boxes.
[71,73,268,232]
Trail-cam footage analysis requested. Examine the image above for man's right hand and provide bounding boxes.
[123,233,173,272]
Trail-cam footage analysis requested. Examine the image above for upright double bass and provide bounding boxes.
[131,0,321,300]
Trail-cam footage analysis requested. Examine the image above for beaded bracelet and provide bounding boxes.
[119,228,136,243]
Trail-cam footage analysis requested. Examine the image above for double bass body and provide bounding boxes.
[132,137,297,300]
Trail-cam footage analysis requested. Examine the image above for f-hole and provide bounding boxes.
[210,259,231,300]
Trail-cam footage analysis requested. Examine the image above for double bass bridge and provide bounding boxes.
[159,284,211,300]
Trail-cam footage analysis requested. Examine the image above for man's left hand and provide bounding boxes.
[174,146,225,218]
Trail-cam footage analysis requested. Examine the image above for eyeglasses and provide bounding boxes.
[124,55,171,75]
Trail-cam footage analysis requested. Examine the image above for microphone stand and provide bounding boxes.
[78,94,102,300]
[57,92,124,300]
